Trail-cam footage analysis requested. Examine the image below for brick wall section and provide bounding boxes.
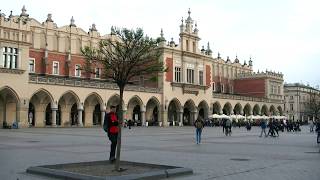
[165,57,173,82]
[206,65,211,87]
[29,50,45,74]
[234,78,266,97]
[47,53,68,75]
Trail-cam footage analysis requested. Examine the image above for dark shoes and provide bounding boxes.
[109,157,116,163]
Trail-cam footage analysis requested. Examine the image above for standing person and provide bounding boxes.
[103,106,119,163]
[28,111,33,127]
[194,117,204,144]
[128,119,132,129]
[259,119,267,137]
[225,118,232,136]
[309,119,314,133]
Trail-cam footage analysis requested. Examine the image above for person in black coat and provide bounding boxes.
[103,106,119,163]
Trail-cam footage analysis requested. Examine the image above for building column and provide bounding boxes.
[141,108,146,126]
[77,103,84,127]
[160,105,167,127]
[51,109,57,127]
[192,110,198,125]
[51,102,58,127]
[16,99,29,128]
[101,105,106,126]
[179,111,183,126]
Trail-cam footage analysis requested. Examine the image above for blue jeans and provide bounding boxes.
[196,128,202,144]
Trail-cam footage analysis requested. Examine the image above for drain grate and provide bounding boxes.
[230,158,250,161]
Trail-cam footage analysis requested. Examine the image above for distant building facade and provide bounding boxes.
[284,83,320,122]
[0,7,284,128]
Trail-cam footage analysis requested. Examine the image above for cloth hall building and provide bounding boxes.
[0,7,284,128]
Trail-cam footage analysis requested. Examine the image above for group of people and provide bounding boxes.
[103,106,320,162]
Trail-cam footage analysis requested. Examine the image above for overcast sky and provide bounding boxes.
[2,0,319,87]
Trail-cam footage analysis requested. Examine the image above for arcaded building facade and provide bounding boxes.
[0,7,284,128]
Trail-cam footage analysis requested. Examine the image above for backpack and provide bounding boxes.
[225,119,231,127]
[195,120,203,128]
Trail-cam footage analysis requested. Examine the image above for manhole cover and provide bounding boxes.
[26,141,40,143]
[230,158,250,161]
[304,152,320,154]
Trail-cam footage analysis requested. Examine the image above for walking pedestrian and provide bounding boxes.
[194,116,204,144]
[259,119,267,137]
[103,106,119,163]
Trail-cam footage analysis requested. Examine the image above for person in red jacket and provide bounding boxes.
[103,105,119,163]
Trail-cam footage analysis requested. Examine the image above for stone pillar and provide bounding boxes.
[100,105,106,126]
[192,110,198,125]
[51,102,58,127]
[161,107,168,127]
[78,109,83,127]
[179,111,183,126]
[51,109,57,127]
[141,107,146,126]
[16,99,29,128]
[78,103,83,127]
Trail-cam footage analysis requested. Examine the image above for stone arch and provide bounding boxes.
[212,101,221,114]
[223,102,232,115]
[0,86,20,128]
[198,100,209,120]
[145,96,160,126]
[167,98,182,126]
[58,90,81,127]
[277,106,283,116]
[269,105,277,116]
[127,95,144,126]
[253,104,260,115]
[29,89,54,127]
[243,103,252,116]
[183,99,197,126]
[233,103,243,115]
[84,92,104,126]
[261,104,269,116]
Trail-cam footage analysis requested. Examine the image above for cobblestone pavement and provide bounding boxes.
[0,126,319,180]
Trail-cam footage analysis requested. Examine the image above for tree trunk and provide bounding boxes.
[115,87,124,171]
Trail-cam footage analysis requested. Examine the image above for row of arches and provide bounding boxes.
[166,99,283,126]
[0,86,283,128]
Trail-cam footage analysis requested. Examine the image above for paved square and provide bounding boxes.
[0,126,319,180]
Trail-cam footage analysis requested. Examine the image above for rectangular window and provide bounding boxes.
[192,41,196,53]
[175,67,181,82]
[2,46,18,69]
[212,82,215,92]
[75,64,81,77]
[186,40,189,51]
[221,84,225,93]
[290,96,293,100]
[278,86,280,94]
[199,70,203,85]
[52,61,59,75]
[290,104,293,111]
[187,69,194,84]
[95,68,101,78]
[284,104,286,111]
[29,58,35,72]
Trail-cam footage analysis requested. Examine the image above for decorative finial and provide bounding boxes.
[244,60,247,65]
[9,10,13,18]
[234,55,239,63]
[160,28,164,38]
[20,5,29,17]
[201,46,205,53]
[249,56,253,66]
[218,52,221,59]
[194,22,199,33]
[181,17,184,25]
[188,8,191,17]
[70,16,76,27]
[170,38,175,47]
[46,14,53,22]
[90,23,97,31]
[206,42,212,55]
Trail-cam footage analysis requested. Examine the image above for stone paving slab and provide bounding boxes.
[26,160,193,180]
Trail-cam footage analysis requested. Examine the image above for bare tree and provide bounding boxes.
[305,91,320,120]
[81,27,165,171]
